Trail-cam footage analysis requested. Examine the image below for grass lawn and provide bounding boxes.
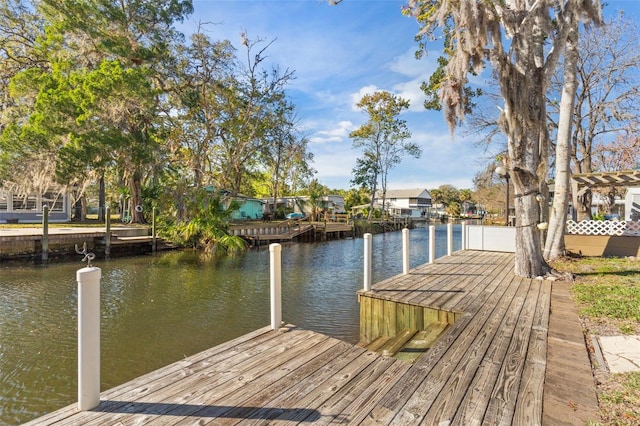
[552,256,640,426]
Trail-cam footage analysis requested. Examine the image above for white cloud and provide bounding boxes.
[393,78,428,112]
[349,85,379,110]
[308,120,356,145]
[389,47,441,78]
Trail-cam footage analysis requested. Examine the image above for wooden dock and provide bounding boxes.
[26,250,598,425]
[231,220,354,246]
[0,226,158,261]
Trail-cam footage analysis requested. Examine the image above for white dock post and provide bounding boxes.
[461,222,467,251]
[363,233,372,291]
[402,228,410,274]
[77,266,101,411]
[269,243,282,330]
[447,223,453,256]
[429,225,435,264]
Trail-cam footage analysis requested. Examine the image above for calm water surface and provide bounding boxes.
[0,225,461,424]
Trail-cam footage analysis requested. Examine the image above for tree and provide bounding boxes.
[404,0,601,277]
[350,91,421,220]
[167,30,236,188]
[420,37,482,116]
[544,11,579,261]
[210,34,296,195]
[165,28,310,208]
[259,106,314,211]
[431,184,460,208]
[545,13,638,258]
[300,178,327,221]
[342,187,369,211]
[162,189,247,255]
[540,13,640,224]
[44,0,193,223]
[592,134,640,215]
[458,188,473,215]
[0,0,54,202]
[350,151,378,207]
[0,0,46,124]
[563,14,640,221]
[1,0,194,223]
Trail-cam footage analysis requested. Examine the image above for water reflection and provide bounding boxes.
[0,224,460,424]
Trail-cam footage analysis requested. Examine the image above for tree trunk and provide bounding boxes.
[514,196,546,277]
[98,173,106,222]
[368,180,378,221]
[512,160,549,277]
[129,169,145,224]
[545,16,579,261]
[502,67,550,278]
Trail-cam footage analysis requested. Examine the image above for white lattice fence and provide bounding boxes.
[566,220,640,236]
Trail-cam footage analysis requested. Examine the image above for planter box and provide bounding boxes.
[564,234,640,257]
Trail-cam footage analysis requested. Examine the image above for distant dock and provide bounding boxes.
[0,226,158,261]
[230,219,354,246]
[25,250,598,425]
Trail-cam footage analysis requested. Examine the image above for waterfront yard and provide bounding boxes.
[552,256,640,426]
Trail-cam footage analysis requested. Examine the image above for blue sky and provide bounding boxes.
[177,0,640,192]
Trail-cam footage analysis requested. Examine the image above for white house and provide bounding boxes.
[0,188,72,223]
[374,188,432,218]
[261,194,346,218]
[626,188,640,221]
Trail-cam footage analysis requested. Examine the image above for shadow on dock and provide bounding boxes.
[97,400,321,421]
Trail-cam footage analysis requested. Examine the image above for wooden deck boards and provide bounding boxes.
[26,250,593,425]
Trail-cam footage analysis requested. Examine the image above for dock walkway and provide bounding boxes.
[231,221,354,246]
[26,250,597,425]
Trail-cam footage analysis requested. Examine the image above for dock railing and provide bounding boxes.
[363,223,471,291]
[464,224,516,253]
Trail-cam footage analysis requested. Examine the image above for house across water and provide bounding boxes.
[0,188,72,223]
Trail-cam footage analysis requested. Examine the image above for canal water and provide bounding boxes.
[0,224,461,424]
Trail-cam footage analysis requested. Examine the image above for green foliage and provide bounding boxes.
[160,189,247,255]
[431,185,457,206]
[446,201,461,217]
[412,22,482,117]
[298,178,327,221]
[343,187,370,210]
[350,151,377,191]
[0,0,311,234]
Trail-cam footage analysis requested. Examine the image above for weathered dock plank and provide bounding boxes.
[512,278,551,426]
[360,253,518,425]
[175,338,355,426]
[106,328,327,426]
[390,268,529,424]
[25,250,593,426]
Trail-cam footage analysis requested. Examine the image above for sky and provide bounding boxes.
[176,0,640,192]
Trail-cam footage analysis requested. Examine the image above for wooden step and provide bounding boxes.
[394,322,450,363]
[363,335,392,352]
[379,329,418,357]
